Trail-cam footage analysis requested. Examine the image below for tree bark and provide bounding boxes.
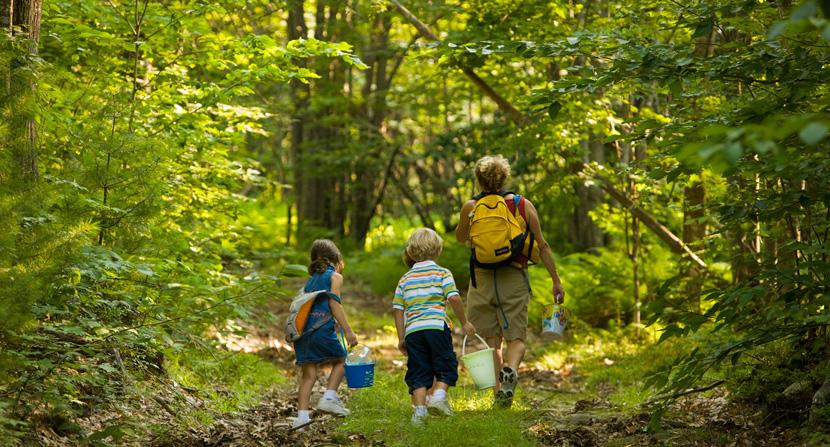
[683,178,707,310]
[350,11,393,245]
[569,138,606,250]
[3,0,42,185]
[287,0,309,236]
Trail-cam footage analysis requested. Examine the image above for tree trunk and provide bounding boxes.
[569,138,606,250]
[287,0,309,237]
[682,178,707,310]
[350,12,392,246]
[3,0,42,186]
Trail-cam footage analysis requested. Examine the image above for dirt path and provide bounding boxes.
[153,284,798,447]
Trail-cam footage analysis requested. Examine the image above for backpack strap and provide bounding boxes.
[305,312,333,333]
[302,292,335,335]
[469,254,477,288]
[518,195,527,219]
[472,190,515,201]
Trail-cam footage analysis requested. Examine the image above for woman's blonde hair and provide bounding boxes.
[404,228,443,267]
[474,155,511,192]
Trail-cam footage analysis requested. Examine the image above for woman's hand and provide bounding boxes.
[462,322,477,336]
[553,282,565,304]
[345,329,358,347]
[397,339,407,356]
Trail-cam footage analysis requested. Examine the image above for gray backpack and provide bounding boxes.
[284,290,333,343]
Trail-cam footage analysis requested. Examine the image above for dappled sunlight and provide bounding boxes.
[3,0,826,444]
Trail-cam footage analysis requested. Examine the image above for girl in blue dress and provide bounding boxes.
[293,239,358,429]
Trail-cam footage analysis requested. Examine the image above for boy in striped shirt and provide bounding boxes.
[393,228,476,425]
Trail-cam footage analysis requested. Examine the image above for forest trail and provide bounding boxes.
[148,283,793,447]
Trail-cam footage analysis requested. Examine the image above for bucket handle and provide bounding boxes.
[461,333,491,357]
[347,343,371,354]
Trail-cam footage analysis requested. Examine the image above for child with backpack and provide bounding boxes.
[393,228,476,425]
[291,239,358,430]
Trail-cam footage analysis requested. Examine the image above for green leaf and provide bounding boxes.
[799,122,828,146]
[692,19,714,39]
[98,363,118,373]
[281,264,308,278]
[793,2,818,20]
[547,101,562,121]
[768,21,788,39]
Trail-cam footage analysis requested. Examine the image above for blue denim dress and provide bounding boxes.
[293,266,347,365]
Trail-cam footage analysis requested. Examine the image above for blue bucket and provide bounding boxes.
[344,362,374,388]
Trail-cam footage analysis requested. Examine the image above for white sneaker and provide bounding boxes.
[317,396,350,416]
[291,417,312,431]
[411,410,427,426]
[427,397,454,416]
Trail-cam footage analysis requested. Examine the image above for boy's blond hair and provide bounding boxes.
[404,228,443,267]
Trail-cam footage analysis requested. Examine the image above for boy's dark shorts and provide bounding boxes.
[404,326,458,393]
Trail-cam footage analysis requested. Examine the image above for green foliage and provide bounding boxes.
[351,219,470,296]
[1,0,365,441]
[417,0,830,425]
[3,0,829,440]
[165,347,288,415]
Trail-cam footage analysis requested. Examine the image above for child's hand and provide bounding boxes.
[345,330,358,347]
[462,322,477,336]
[397,339,407,356]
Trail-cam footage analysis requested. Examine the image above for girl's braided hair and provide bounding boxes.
[308,239,343,275]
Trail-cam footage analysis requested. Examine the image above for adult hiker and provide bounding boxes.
[455,155,565,408]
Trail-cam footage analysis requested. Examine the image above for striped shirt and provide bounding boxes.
[393,260,460,336]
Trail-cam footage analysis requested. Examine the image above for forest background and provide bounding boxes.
[1,0,829,445]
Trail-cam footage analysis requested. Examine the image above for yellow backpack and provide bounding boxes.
[468,192,540,287]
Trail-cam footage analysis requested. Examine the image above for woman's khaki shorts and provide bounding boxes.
[466,266,531,342]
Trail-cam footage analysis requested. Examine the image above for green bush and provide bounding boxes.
[349,222,470,296]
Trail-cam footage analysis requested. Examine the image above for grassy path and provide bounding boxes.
[151,282,800,447]
[279,284,799,446]
[283,285,676,446]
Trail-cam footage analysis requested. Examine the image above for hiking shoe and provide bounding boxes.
[291,417,312,431]
[495,366,518,408]
[317,396,350,416]
[427,397,454,416]
[411,410,428,426]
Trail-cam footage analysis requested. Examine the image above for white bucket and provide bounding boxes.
[460,334,496,389]
[541,304,570,341]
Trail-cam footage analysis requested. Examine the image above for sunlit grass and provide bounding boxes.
[339,370,536,447]
[527,327,689,411]
[165,348,287,417]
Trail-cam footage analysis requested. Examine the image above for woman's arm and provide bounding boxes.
[455,200,476,243]
[525,200,566,303]
[329,273,358,346]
